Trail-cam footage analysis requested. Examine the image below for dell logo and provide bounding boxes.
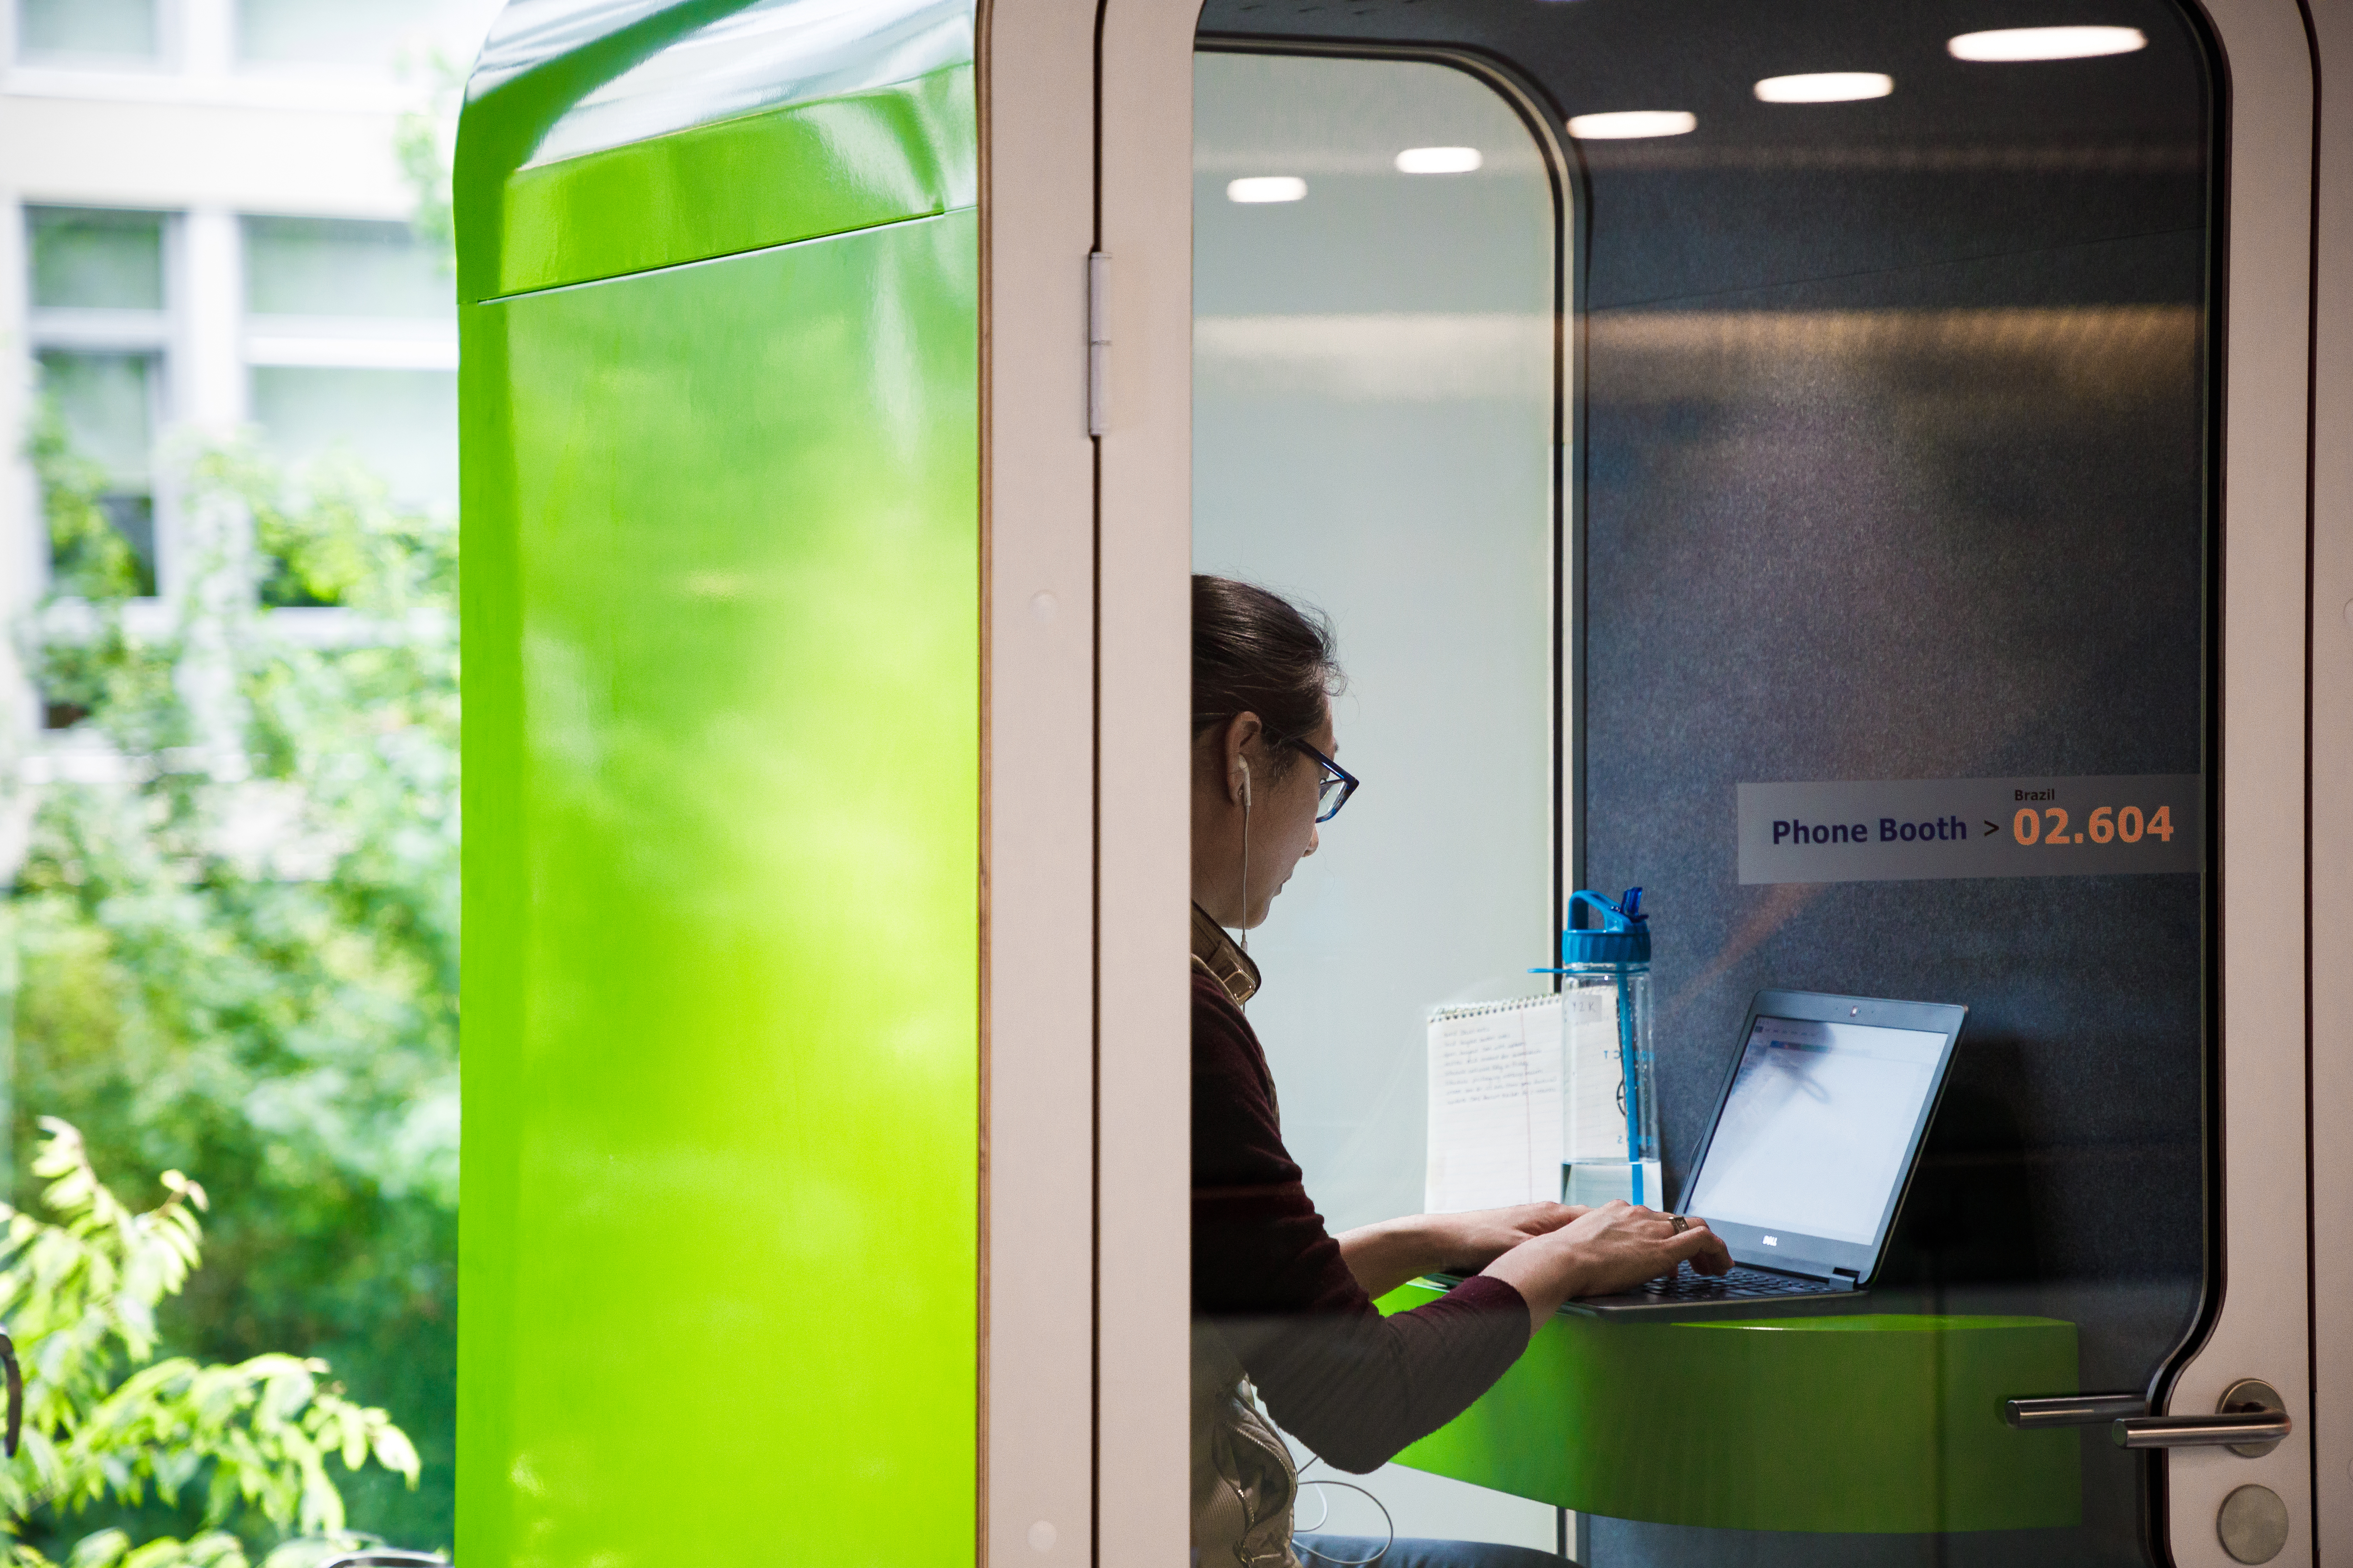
[1762,1236,1778,1246]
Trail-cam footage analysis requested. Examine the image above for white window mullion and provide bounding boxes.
[0,193,40,751]
[175,0,235,78]
[177,207,244,431]
[167,204,248,771]
[158,205,241,602]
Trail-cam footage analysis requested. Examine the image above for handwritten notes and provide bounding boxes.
[1425,986,1628,1214]
[1424,996,1563,1213]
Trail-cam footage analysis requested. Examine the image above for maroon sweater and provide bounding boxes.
[1191,967,1532,1474]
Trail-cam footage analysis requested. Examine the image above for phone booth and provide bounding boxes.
[452,0,2351,1563]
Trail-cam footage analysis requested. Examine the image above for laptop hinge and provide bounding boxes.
[1830,1268,1862,1291]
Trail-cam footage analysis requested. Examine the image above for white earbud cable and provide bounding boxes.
[1292,1453,1394,1567]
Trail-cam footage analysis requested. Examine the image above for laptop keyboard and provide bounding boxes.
[1637,1264,1832,1300]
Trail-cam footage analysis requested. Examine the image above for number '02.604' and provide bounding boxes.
[2013,805,2173,846]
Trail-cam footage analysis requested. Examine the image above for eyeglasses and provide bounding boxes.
[1288,738,1359,823]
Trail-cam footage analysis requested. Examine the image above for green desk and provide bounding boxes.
[1376,1283,2081,1533]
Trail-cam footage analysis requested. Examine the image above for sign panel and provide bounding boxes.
[1737,774,2203,885]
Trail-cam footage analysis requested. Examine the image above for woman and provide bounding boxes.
[1190,575,1730,1568]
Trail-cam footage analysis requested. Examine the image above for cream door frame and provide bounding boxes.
[1090,0,1207,1562]
[978,0,1112,1561]
[978,0,1206,1559]
[982,0,2339,1556]
[2163,0,2320,1558]
[2302,0,2352,1557]
[977,0,1228,1559]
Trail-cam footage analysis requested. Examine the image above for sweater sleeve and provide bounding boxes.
[1191,969,1532,1473]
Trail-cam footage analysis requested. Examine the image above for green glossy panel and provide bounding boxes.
[1376,1286,2081,1533]
[498,63,976,296]
[457,210,978,1564]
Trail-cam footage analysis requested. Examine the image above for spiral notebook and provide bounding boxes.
[1424,988,1626,1214]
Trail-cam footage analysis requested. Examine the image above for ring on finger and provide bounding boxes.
[1666,1213,1689,1234]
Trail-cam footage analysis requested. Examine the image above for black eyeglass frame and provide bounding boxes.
[1287,738,1359,823]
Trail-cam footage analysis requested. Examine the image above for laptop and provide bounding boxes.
[1563,988,1968,1319]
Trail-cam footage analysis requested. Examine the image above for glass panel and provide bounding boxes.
[1194,47,1556,1242]
[1195,0,2213,1561]
[88,494,158,595]
[37,350,159,595]
[38,350,154,481]
[244,217,450,317]
[29,207,166,310]
[236,0,442,66]
[249,366,458,507]
[1192,50,1563,1553]
[15,0,158,58]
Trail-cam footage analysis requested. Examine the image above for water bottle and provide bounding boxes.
[1549,888,1661,1210]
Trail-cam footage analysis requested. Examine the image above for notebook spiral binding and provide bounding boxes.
[1427,993,1559,1022]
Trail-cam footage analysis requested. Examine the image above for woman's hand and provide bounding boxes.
[1337,1204,1588,1300]
[1477,1201,1734,1333]
[1426,1203,1588,1273]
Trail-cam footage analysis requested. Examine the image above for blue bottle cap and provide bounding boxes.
[1560,925,1650,967]
[1556,887,1649,968]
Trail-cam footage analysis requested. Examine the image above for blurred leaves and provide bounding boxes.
[0,1122,418,1568]
[11,432,457,1557]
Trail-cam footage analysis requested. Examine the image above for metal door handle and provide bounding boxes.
[2112,1378,2289,1457]
[2114,1413,2290,1449]
[2005,1393,2145,1428]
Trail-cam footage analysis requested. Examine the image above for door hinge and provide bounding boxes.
[1087,251,1110,437]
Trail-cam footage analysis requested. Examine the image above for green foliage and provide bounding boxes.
[27,411,147,607]
[0,1121,418,1568]
[10,434,458,1557]
[230,449,454,615]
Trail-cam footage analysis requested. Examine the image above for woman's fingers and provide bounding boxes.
[1484,1201,1738,1313]
[1627,1206,1731,1271]
[1663,1220,1733,1275]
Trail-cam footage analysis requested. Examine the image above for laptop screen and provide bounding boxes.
[1682,1015,1949,1251]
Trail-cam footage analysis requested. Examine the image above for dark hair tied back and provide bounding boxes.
[1192,575,1344,774]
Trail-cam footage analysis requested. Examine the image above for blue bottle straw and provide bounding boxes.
[1618,965,1641,1206]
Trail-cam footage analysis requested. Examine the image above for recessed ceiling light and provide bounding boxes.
[1946,25,2147,61]
[1395,146,1483,174]
[1566,110,1698,140]
[1754,71,1894,103]
[1227,176,1308,203]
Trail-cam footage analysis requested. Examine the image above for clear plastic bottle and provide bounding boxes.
[1548,888,1662,1209]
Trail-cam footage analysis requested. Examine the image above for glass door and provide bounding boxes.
[1159,0,2317,1558]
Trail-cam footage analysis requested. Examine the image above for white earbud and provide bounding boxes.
[1236,755,1252,956]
